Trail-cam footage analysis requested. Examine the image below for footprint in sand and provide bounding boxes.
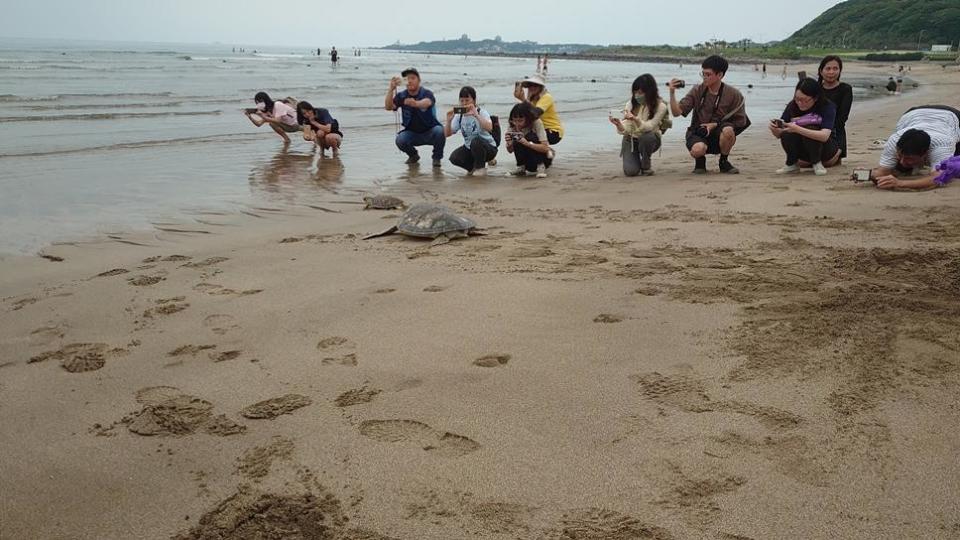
[128,275,165,287]
[473,354,511,368]
[422,285,448,293]
[317,336,352,350]
[241,394,313,420]
[373,288,397,294]
[358,419,480,457]
[29,343,126,373]
[545,507,675,540]
[181,256,229,269]
[125,386,246,437]
[210,350,242,363]
[29,324,68,346]
[334,386,382,407]
[204,314,240,335]
[593,314,624,324]
[322,353,358,366]
[95,268,129,278]
[236,436,295,480]
[194,283,264,296]
[142,302,189,318]
[168,344,217,357]
[317,337,357,366]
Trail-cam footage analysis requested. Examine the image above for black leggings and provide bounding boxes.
[780,132,839,165]
[512,132,551,171]
[449,138,498,171]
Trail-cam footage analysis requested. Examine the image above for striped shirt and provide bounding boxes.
[880,107,960,168]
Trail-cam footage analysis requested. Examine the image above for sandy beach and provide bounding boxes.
[2,61,959,539]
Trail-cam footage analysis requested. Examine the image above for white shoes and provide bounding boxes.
[536,164,547,178]
[812,162,827,176]
[472,168,487,177]
[776,164,800,174]
[508,166,526,177]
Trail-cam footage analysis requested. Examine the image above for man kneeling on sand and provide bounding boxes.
[867,105,960,189]
[668,55,750,175]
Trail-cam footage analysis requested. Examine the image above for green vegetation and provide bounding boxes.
[381,35,593,55]
[784,0,960,50]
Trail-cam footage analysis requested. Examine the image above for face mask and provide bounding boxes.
[255,103,266,111]
[634,93,644,101]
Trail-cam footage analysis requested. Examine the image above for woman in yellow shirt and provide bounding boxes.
[513,73,564,145]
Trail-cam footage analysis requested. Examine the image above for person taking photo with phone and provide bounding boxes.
[609,74,670,176]
[385,68,445,168]
[505,102,552,178]
[444,86,497,176]
[769,78,841,176]
[668,55,750,174]
[865,105,960,190]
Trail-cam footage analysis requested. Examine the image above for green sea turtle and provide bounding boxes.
[363,203,482,246]
[362,195,406,210]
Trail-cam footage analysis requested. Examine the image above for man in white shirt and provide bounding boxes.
[871,105,960,189]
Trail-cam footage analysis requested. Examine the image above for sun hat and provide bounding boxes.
[401,67,420,78]
[520,73,547,87]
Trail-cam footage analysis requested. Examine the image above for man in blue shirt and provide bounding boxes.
[385,68,445,168]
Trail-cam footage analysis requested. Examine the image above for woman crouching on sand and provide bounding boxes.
[609,74,670,176]
[770,78,841,176]
[296,101,343,156]
[513,73,563,145]
[244,92,300,143]
[505,102,552,178]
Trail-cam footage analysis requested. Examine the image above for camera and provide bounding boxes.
[694,125,710,138]
[453,106,468,114]
[668,80,686,89]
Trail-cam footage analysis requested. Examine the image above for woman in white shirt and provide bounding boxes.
[609,74,670,176]
[244,92,300,144]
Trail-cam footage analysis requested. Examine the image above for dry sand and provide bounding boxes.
[2,62,959,540]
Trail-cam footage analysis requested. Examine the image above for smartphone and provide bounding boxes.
[797,70,807,80]
[771,118,785,128]
[453,106,468,114]
[667,80,686,88]
[852,168,872,182]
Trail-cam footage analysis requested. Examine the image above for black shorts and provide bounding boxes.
[685,125,746,154]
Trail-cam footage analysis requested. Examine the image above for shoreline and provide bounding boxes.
[2,63,960,540]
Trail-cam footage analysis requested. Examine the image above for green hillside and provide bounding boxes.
[785,0,960,50]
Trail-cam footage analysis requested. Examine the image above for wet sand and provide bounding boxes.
[2,62,959,539]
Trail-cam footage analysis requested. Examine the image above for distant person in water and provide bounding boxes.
[244,92,300,143]
[609,74,670,176]
[506,102,552,178]
[296,101,343,156]
[769,78,842,176]
[513,73,563,144]
[330,47,338,64]
[384,68,444,167]
[444,86,497,176]
[818,55,852,160]
[762,62,767,78]
[866,105,960,189]
[669,55,751,174]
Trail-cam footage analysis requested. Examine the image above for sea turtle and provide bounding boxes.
[363,203,482,245]
[363,194,406,210]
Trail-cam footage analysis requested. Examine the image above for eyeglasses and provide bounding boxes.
[700,71,717,78]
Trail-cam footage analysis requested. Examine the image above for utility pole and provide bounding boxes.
[917,29,925,51]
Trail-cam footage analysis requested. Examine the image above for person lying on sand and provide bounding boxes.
[866,105,960,189]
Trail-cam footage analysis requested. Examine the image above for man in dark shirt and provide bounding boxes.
[384,68,445,167]
[669,55,751,174]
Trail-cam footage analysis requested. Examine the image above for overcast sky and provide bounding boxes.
[3,0,843,48]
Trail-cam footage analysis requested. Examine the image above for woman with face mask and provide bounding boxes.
[443,86,497,176]
[818,55,853,161]
[769,78,841,176]
[609,74,670,176]
[244,92,300,143]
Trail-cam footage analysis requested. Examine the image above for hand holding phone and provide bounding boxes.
[771,118,785,128]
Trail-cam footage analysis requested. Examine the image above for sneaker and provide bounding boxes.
[812,162,827,176]
[776,164,800,174]
[432,159,442,168]
[472,168,487,177]
[508,166,527,177]
[404,154,420,165]
[487,158,497,167]
[719,160,740,174]
[641,168,655,176]
[536,164,547,178]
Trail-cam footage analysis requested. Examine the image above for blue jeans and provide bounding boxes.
[395,125,445,160]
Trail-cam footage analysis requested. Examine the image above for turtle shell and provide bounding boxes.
[364,195,405,209]
[396,203,476,238]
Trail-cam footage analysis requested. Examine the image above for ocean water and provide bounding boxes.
[0,39,881,254]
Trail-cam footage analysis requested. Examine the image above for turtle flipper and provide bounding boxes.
[363,226,398,240]
[430,235,452,247]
